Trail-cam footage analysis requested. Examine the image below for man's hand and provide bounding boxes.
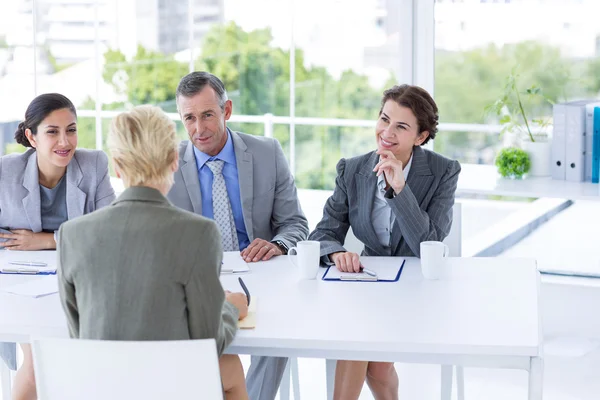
[0,230,55,251]
[241,238,283,262]
[225,292,249,320]
[373,149,406,194]
[330,251,362,273]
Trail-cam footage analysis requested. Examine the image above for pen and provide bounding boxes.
[8,261,47,267]
[238,277,251,306]
[360,267,377,277]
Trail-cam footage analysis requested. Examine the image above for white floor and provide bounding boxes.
[2,347,599,400]
[253,345,600,400]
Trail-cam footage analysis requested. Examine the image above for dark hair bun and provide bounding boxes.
[14,122,33,148]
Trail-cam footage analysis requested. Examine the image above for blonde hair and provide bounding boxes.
[108,105,178,187]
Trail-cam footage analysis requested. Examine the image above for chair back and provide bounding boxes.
[32,338,223,400]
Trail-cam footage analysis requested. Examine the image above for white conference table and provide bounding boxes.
[0,255,543,400]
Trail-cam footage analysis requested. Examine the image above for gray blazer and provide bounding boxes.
[57,187,239,356]
[0,148,115,232]
[308,146,461,258]
[167,131,309,249]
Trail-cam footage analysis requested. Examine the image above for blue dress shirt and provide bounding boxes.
[193,129,250,250]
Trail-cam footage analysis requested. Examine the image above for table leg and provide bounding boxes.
[528,357,543,400]
[326,359,336,400]
[1,361,11,400]
[280,357,292,400]
[291,357,301,400]
[456,366,465,400]
[441,365,453,400]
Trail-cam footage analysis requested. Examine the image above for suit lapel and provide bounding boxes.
[180,141,202,214]
[21,151,42,232]
[231,131,254,241]
[66,153,86,219]
[356,152,387,255]
[391,146,434,253]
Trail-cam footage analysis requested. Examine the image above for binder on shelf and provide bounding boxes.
[585,102,600,181]
[552,103,567,180]
[565,100,592,182]
[593,107,600,183]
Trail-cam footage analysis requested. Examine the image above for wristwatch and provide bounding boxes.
[273,240,289,255]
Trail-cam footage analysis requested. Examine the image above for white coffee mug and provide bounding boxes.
[420,241,450,280]
[288,240,321,280]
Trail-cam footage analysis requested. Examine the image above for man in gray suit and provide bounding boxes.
[168,72,309,400]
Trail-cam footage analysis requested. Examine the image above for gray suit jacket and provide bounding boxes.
[0,148,115,232]
[57,187,239,356]
[308,146,461,258]
[167,131,309,250]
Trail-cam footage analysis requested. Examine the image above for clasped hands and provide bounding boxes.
[0,230,55,251]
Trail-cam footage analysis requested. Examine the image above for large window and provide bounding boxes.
[0,0,36,154]
[433,0,600,164]
[0,0,414,191]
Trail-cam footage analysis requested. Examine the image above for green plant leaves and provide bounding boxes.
[495,147,531,178]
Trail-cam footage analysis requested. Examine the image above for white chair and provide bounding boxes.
[1,359,12,400]
[283,202,464,400]
[32,338,223,400]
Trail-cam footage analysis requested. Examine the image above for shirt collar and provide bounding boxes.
[193,128,237,171]
[377,153,413,192]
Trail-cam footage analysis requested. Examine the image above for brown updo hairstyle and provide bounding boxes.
[379,84,439,145]
[14,93,77,148]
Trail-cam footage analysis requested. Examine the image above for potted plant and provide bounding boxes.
[486,68,553,177]
[495,147,531,179]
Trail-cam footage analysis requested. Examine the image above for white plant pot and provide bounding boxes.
[522,140,551,177]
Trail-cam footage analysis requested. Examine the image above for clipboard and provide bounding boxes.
[0,269,56,276]
[0,251,58,275]
[322,258,405,282]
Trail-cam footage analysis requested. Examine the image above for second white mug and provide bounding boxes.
[420,241,449,280]
[288,240,321,280]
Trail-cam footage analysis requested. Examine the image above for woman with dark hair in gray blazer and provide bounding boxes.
[0,93,115,400]
[308,85,461,400]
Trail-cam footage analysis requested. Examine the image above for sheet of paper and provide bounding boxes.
[222,251,250,274]
[323,257,405,281]
[238,297,257,329]
[1,276,59,298]
[0,250,58,274]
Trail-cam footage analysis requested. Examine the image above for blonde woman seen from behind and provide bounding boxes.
[56,105,249,400]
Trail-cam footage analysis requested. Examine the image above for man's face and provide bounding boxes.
[178,86,232,156]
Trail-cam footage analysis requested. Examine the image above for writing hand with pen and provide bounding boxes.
[330,251,377,277]
[224,278,252,321]
[330,251,362,272]
[224,291,248,321]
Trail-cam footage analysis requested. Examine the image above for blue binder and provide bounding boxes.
[593,107,600,183]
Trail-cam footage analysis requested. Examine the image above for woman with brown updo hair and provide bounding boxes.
[0,93,115,400]
[309,85,461,400]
